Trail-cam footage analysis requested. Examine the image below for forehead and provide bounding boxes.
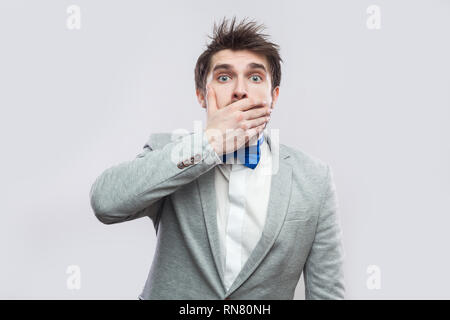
[210,49,269,72]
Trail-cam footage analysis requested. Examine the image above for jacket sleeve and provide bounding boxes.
[303,164,346,299]
[89,130,222,225]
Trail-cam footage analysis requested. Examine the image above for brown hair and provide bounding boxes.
[195,16,283,95]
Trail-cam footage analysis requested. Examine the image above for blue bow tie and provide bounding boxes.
[221,134,264,169]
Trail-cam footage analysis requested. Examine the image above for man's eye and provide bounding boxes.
[218,75,230,82]
[251,75,262,82]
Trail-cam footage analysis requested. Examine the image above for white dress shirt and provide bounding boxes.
[214,131,273,291]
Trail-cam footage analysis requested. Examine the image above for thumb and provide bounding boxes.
[206,84,218,116]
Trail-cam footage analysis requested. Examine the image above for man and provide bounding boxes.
[89,16,345,300]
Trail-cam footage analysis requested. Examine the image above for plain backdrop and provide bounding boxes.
[0,0,449,299]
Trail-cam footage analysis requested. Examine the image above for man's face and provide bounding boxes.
[197,49,279,110]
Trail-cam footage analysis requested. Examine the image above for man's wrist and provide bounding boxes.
[204,129,223,156]
[203,130,223,165]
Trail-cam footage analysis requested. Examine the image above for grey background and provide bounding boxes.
[0,0,449,299]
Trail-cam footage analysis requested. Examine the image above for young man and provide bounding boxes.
[89,16,345,300]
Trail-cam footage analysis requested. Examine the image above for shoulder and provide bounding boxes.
[143,131,190,150]
[282,144,329,173]
[280,143,332,194]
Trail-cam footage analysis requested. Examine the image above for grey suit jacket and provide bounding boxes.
[89,129,345,300]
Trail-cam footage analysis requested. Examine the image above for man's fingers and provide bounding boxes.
[242,115,269,130]
[235,98,267,112]
[242,105,271,120]
[206,84,218,115]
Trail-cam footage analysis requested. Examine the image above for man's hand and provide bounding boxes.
[204,85,271,156]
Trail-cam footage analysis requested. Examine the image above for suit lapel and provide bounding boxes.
[198,130,293,296]
[197,169,224,288]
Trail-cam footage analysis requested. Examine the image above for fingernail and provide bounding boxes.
[268,108,272,114]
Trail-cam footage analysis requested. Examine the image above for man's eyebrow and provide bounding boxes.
[212,64,233,72]
[212,63,267,73]
[247,63,267,73]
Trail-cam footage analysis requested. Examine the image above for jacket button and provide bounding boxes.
[194,154,201,162]
[183,158,191,167]
[190,156,195,164]
[177,162,184,169]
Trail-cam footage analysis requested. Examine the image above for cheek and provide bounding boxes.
[249,89,272,103]
[249,82,271,95]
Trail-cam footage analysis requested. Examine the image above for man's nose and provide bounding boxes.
[232,78,248,101]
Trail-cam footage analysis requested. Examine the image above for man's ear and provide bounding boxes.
[196,88,207,109]
[271,86,280,109]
